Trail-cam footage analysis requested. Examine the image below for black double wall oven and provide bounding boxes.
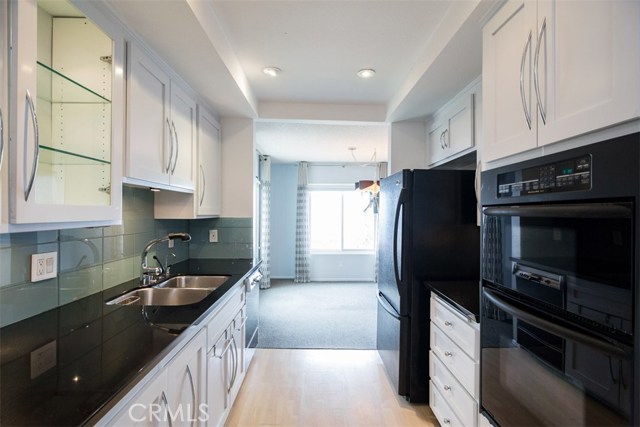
[480,133,639,426]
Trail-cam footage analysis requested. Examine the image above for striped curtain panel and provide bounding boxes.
[259,155,272,289]
[294,161,311,283]
[374,162,388,283]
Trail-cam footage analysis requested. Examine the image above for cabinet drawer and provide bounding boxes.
[206,286,244,350]
[430,322,479,398]
[430,351,477,427]
[430,380,465,427]
[431,295,479,360]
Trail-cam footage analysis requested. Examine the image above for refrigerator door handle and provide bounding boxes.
[377,292,401,320]
[393,188,407,288]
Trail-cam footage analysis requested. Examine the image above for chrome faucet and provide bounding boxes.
[140,232,191,285]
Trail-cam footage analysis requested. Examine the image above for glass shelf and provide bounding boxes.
[37,61,111,104]
[39,145,111,166]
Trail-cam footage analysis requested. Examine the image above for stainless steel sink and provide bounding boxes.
[106,287,213,306]
[105,275,230,306]
[154,275,230,290]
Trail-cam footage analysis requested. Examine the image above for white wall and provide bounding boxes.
[221,117,254,217]
[310,253,375,282]
[270,164,297,278]
[388,121,426,174]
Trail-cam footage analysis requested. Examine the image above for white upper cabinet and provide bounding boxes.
[426,78,480,167]
[154,104,221,219]
[196,106,222,216]
[7,0,124,227]
[125,42,195,193]
[483,0,640,163]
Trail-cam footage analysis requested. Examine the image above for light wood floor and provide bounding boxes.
[226,349,437,427]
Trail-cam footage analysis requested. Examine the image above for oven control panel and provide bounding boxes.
[497,155,591,197]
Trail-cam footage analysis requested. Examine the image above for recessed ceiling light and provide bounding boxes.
[357,69,376,79]
[263,66,281,77]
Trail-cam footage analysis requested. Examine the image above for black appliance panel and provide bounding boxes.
[482,201,634,336]
[481,286,633,427]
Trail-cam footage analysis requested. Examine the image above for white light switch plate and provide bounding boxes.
[31,251,58,282]
[30,340,57,379]
[209,229,218,243]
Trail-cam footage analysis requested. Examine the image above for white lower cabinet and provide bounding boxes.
[167,330,207,427]
[108,330,206,427]
[111,370,171,427]
[205,286,246,427]
[429,294,480,426]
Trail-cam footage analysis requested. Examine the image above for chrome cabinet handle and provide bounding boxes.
[228,334,237,392]
[161,391,173,427]
[443,418,451,424]
[24,90,40,201]
[443,385,451,391]
[443,128,449,148]
[235,316,248,332]
[440,131,445,149]
[0,107,4,171]
[520,31,533,130]
[170,121,179,174]
[444,351,453,357]
[444,321,453,327]
[199,165,205,206]
[534,17,547,125]
[166,118,173,173]
[186,365,196,427]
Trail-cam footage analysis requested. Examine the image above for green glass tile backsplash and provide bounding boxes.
[0,187,253,328]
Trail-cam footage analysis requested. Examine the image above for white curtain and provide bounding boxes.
[259,155,272,289]
[294,161,311,283]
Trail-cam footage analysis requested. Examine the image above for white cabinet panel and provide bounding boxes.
[426,79,479,167]
[483,0,640,163]
[126,43,170,186]
[125,43,195,193]
[482,0,538,162]
[168,82,195,190]
[167,330,206,427]
[8,0,123,227]
[110,371,171,427]
[197,107,221,216]
[154,105,221,219]
[537,0,640,146]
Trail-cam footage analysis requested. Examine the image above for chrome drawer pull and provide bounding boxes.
[443,385,451,391]
[443,418,451,424]
[444,351,453,357]
[444,320,453,326]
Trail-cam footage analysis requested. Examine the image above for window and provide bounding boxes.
[309,189,375,252]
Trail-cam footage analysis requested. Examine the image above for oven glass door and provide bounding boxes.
[482,201,634,336]
[481,287,633,426]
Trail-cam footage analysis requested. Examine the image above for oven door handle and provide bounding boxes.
[483,288,631,359]
[483,204,631,219]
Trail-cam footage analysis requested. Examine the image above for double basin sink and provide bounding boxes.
[106,275,230,306]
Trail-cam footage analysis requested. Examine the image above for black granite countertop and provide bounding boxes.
[425,280,480,323]
[0,258,258,427]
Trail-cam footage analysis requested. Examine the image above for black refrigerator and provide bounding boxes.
[376,169,480,402]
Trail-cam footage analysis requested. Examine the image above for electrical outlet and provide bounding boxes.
[209,229,218,243]
[30,340,56,379]
[168,239,175,249]
[31,252,58,282]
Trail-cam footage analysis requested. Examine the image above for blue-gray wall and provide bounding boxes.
[270,164,297,279]
[0,187,252,328]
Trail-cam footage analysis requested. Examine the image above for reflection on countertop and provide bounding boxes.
[0,258,256,427]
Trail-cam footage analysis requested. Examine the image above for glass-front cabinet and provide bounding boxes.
[8,0,123,227]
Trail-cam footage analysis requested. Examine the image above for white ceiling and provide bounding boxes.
[103,0,497,163]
